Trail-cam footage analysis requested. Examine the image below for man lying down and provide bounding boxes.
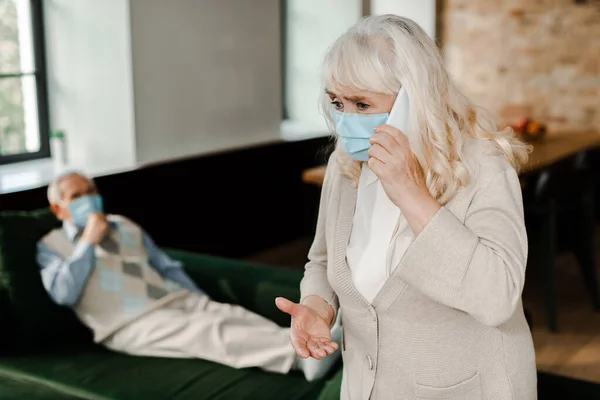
[36,171,341,381]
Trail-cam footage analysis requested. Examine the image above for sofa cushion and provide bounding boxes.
[0,374,84,399]
[0,349,325,400]
[316,368,342,400]
[0,209,93,354]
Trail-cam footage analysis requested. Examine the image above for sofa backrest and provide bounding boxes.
[0,208,93,355]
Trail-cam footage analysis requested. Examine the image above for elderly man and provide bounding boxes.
[37,171,340,381]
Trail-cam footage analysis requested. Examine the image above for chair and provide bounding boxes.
[523,152,600,332]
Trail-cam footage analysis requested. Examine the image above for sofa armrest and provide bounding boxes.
[164,249,302,327]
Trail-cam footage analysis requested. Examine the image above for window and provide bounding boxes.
[0,0,49,165]
[280,0,363,140]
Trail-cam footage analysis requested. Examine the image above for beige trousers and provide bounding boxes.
[102,293,295,374]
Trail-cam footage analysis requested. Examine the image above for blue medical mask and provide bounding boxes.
[331,108,389,161]
[67,194,104,228]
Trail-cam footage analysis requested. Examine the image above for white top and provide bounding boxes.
[346,164,414,303]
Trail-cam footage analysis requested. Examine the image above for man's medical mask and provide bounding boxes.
[331,108,389,161]
[67,194,104,228]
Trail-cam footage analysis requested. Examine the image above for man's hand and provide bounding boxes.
[81,213,109,245]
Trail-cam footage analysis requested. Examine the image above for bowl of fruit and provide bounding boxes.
[510,117,547,142]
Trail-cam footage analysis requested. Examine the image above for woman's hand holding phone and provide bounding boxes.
[368,88,441,235]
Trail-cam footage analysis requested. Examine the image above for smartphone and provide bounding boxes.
[386,87,410,135]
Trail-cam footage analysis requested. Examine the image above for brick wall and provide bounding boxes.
[442,0,600,133]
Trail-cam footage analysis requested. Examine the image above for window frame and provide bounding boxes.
[279,0,288,121]
[0,0,50,165]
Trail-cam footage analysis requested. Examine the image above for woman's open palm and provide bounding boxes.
[276,297,338,360]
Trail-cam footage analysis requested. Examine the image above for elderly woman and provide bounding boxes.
[277,14,536,400]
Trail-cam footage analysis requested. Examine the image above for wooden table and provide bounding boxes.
[302,132,600,186]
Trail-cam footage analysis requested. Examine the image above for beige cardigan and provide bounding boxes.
[300,141,537,400]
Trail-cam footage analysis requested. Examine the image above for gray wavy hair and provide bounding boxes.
[47,171,96,205]
[320,14,530,203]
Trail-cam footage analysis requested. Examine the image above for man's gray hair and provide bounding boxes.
[47,171,96,205]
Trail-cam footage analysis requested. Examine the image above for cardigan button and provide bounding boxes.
[368,306,377,321]
[366,354,374,370]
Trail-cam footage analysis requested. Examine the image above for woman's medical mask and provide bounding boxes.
[331,108,389,161]
[67,194,104,228]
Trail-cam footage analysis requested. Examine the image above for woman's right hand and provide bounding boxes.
[275,296,338,360]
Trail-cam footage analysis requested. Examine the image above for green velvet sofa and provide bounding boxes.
[0,209,342,399]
